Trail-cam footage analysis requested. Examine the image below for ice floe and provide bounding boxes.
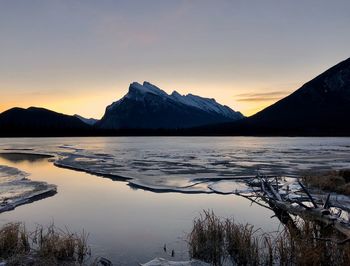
[1,137,350,196]
[0,164,56,213]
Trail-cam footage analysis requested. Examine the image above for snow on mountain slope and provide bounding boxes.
[170,91,243,120]
[106,82,169,111]
[98,81,244,129]
[127,82,169,98]
[107,81,243,119]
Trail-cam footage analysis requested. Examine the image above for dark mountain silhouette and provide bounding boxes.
[1,58,350,136]
[249,57,350,135]
[192,57,350,136]
[0,107,92,137]
[74,114,99,126]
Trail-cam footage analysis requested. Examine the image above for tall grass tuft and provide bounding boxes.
[0,222,90,265]
[188,211,350,266]
[35,223,89,263]
[0,223,29,258]
[188,210,225,265]
[225,220,260,265]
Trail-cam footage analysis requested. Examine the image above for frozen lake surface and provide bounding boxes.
[0,137,350,264]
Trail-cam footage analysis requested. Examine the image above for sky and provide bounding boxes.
[0,0,349,119]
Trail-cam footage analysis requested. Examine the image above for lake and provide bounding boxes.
[0,137,350,265]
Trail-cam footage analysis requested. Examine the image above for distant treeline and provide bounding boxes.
[1,122,350,137]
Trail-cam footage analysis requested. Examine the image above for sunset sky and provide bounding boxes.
[0,0,349,119]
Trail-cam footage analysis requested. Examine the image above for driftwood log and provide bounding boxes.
[237,174,350,242]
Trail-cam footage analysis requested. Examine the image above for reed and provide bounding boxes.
[303,169,350,195]
[0,223,29,258]
[0,222,90,265]
[225,220,261,266]
[188,211,350,266]
[188,210,225,265]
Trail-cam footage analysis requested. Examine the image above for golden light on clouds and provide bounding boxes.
[233,90,292,116]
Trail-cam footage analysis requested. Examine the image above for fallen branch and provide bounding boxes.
[298,180,318,208]
[238,175,350,240]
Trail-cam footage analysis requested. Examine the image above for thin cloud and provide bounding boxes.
[235,91,289,102]
[237,96,283,102]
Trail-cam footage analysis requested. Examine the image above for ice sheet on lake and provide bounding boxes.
[208,181,252,194]
[141,257,210,266]
[1,137,350,195]
[0,165,56,213]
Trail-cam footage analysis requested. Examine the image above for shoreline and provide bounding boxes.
[0,187,57,214]
[2,139,348,264]
[0,153,57,214]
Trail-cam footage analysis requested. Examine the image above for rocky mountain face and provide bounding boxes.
[97,81,243,129]
[2,56,349,136]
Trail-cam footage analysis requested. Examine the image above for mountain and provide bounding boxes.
[2,57,349,137]
[199,57,350,136]
[97,81,243,129]
[74,114,99,126]
[0,107,92,137]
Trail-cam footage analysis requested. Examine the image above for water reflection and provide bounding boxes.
[2,137,348,264]
[0,149,279,265]
[0,152,53,164]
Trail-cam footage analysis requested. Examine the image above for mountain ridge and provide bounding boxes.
[0,107,92,137]
[1,57,349,136]
[74,114,98,126]
[196,57,350,135]
[97,81,244,129]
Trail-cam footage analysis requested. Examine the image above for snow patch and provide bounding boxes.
[170,91,243,119]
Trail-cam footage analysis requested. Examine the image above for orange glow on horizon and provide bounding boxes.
[0,80,294,119]
[0,1,348,121]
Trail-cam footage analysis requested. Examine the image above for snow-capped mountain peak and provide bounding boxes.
[142,81,169,97]
[99,81,244,129]
[122,81,243,119]
[127,81,169,98]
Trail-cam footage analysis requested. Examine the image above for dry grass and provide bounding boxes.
[188,211,264,266]
[188,210,225,265]
[0,223,29,258]
[225,220,261,265]
[188,211,350,266]
[0,222,90,265]
[276,220,350,266]
[303,169,350,195]
[35,224,89,264]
